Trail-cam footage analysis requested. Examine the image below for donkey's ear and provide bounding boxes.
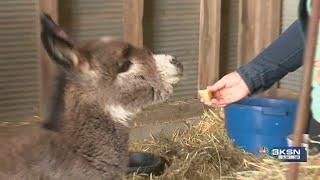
[40,13,82,70]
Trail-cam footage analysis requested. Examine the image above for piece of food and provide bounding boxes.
[198,89,212,102]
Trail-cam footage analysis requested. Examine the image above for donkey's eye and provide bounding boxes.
[117,61,132,73]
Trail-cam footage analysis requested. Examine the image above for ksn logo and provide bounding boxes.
[258,146,307,162]
[269,147,307,162]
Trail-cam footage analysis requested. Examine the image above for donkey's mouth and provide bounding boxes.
[162,65,183,85]
[153,54,183,85]
[168,74,183,85]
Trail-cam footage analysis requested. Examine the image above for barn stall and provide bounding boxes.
[0,0,319,179]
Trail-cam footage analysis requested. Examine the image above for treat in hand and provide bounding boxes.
[198,89,212,102]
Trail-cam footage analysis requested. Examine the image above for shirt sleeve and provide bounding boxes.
[236,20,305,94]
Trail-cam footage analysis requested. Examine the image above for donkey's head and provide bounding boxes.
[40,13,183,127]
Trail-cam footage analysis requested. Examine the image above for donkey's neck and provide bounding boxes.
[43,70,67,130]
[57,85,130,175]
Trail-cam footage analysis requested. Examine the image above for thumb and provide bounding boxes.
[207,80,226,92]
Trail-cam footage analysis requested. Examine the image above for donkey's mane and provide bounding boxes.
[42,69,67,131]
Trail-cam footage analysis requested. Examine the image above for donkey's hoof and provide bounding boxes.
[127,152,166,176]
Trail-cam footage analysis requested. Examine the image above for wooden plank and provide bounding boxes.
[237,0,281,65]
[237,0,255,66]
[39,0,58,118]
[237,0,281,96]
[123,0,144,48]
[198,0,221,89]
[219,0,240,76]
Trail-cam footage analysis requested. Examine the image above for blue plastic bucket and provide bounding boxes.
[224,97,298,156]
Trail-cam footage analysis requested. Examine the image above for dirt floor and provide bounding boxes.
[0,117,41,138]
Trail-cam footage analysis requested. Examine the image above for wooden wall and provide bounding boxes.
[237,0,283,96]
[198,0,221,89]
[0,0,40,122]
[39,0,58,118]
[38,0,286,116]
[198,0,282,91]
[238,0,281,65]
[237,0,282,65]
[123,0,144,48]
[143,0,200,99]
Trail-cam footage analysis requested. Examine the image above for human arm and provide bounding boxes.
[201,20,305,107]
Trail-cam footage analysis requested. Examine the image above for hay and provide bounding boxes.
[128,110,257,179]
[127,109,320,179]
[236,156,320,180]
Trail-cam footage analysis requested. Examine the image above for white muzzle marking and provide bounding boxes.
[153,54,182,84]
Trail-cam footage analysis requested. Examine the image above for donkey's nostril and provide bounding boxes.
[171,57,183,74]
[170,58,178,65]
[177,62,183,74]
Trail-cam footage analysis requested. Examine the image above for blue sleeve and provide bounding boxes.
[236,20,305,94]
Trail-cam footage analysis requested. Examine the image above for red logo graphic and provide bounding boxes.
[258,146,267,153]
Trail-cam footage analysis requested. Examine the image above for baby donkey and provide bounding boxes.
[0,13,183,179]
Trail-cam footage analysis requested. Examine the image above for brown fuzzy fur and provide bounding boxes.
[0,14,182,180]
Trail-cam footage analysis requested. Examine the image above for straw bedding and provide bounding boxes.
[127,110,320,180]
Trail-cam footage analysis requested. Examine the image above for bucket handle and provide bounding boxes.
[262,108,289,116]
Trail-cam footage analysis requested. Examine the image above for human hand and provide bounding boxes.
[199,72,250,107]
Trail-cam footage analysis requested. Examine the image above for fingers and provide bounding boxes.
[207,80,226,92]
[200,83,232,108]
[202,93,229,108]
[200,95,219,107]
[209,88,237,107]
[200,72,241,108]
[204,81,226,108]
[205,99,227,108]
[197,92,205,103]
[212,88,232,100]
[210,97,230,107]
